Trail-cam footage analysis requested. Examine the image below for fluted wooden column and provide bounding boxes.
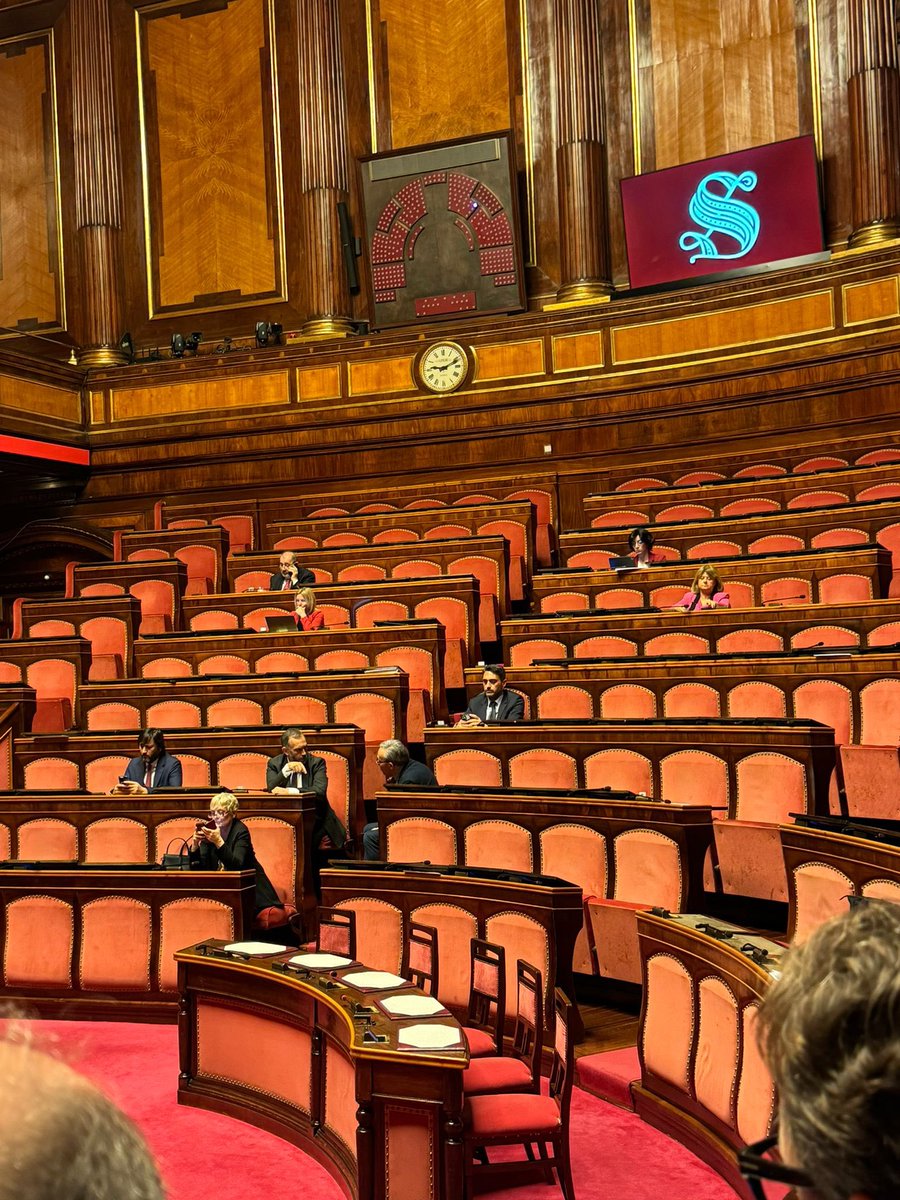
[553,0,611,302]
[847,0,900,246]
[70,0,127,366]
[297,0,353,337]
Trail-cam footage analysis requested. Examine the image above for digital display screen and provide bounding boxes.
[621,136,824,289]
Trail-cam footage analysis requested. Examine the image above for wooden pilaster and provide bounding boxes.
[297,0,354,337]
[70,0,127,366]
[553,0,612,302]
[847,0,900,246]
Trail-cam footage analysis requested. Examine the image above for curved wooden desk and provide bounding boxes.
[176,942,468,1200]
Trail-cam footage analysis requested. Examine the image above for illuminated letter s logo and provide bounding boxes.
[679,170,760,263]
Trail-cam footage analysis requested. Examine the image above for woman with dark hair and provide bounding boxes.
[672,564,731,612]
[628,526,666,567]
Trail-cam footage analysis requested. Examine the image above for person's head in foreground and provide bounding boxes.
[747,900,900,1200]
[0,1028,164,1200]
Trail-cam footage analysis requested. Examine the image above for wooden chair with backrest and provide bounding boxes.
[463,960,543,1096]
[402,920,439,995]
[290,905,357,958]
[463,988,576,1200]
[461,938,506,1058]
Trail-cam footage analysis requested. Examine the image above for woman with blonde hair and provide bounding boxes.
[188,791,284,919]
[294,587,325,630]
[672,564,730,612]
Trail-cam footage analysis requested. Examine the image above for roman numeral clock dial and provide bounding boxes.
[416,341,471,393]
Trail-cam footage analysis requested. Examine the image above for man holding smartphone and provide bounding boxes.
[110,728,183,795]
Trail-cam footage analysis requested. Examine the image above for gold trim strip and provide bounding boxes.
[627,0,641,176]
[365,0,378,152]
[518,0,537,266]
[807,0,823,160]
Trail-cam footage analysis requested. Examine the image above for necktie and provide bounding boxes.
[144,764,153,788]
[487,700,496,722]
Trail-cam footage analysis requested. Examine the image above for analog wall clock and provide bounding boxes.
[416,341,471,393]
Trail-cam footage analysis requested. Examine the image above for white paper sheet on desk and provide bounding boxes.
[381,994,445,1017]
[223,941,289,955]
[290,952,353,968]
[342,970,407,989]
[398,1024,462,1049]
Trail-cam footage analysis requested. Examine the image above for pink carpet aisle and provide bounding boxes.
[14,1021,738,1200]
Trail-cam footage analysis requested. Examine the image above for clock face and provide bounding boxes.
[418,341,469,393]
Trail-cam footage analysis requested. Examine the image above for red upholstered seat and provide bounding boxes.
[463,959,543,1096]
[463,989,576,1200]
[465,1092,560,1135]
[463,1026,500,1057]
[591,509,648,529]
[367,527,414,546]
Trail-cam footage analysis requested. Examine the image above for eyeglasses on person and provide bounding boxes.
[737,1134,814,1199]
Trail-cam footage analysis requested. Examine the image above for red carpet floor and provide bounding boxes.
[11,1021,738,1200]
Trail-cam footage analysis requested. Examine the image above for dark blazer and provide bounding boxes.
[394,759,438,787]
[464,689,525,723]
[269,566,315,590]
[122,752,182,790]
[188,817,281,913]
[265,751,346,848]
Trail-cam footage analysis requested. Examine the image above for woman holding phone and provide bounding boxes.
[188,792,283,917]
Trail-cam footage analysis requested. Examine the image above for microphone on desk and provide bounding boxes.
[763,594,806,605]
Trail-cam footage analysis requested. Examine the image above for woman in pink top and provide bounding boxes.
[294,587,325,630]
[672,565,730,612]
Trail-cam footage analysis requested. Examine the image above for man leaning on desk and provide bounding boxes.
[270,550,314,591]
[266,727,347,851]
[110,728,183,795]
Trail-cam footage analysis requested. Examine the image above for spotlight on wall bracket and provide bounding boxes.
[118,331,135,363]
[255,321,283,347]
[170,331,202,359]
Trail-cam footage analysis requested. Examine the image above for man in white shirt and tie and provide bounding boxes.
[459,665,525,726]
[268,551,315,592]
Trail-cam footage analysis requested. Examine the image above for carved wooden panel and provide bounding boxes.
[0,34,62,331]
[636,0,812,171]
[138,0,285,316]
[368,0,515,150]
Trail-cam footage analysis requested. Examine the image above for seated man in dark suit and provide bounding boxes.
[460,664,525,726]
[269,550,315,592]
[111,728,182,795]
[363,739,437,860]
[266,727,346,853]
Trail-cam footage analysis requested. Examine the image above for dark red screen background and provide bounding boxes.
[621,136,824,289]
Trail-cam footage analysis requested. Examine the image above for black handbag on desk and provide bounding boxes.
[160,837,190,870]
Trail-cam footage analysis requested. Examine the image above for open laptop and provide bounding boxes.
[265,616,296,633]
[607,555,637,572]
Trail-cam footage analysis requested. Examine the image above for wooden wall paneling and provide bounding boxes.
[636,0,809,173]
[138,0,284,318]
[368,0,515,152]
[0,32,63,332]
